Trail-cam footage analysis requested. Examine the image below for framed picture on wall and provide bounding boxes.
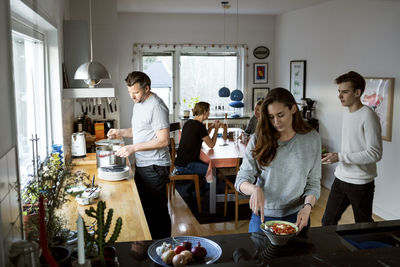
[290,60,306,103]
[361,77,394,141]
[254,63,268,84]
[252,87,269,110]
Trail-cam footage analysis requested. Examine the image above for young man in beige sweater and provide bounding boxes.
[322,71,382,225]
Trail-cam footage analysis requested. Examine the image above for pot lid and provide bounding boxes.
[95,139,124,146]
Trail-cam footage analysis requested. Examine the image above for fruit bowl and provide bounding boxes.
[260,220,298,246]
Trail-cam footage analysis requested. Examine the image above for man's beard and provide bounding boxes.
[138,91,150,103]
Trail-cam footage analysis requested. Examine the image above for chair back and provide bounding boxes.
[235,158,241,173]
[169,122,181,132]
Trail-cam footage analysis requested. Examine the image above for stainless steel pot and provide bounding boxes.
[95,139,126,168]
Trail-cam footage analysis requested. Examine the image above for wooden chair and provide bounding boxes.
[168,137,202,213]
[223,158,250,229]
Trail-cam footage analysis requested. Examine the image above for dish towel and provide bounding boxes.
[199,150,215,183]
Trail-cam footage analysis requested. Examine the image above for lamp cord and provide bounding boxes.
[236,0,239,91]
[223,6,226,87]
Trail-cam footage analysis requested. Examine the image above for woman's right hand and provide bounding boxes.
[249,185,265,222]
[107,129,121,139]
[214,120,221,129]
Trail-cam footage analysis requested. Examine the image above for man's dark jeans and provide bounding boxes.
[322,178,375,226]
[135,165,171,239]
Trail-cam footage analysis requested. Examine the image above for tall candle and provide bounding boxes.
[77,214,85,264]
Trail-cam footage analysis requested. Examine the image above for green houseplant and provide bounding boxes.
[83,200,123,267]
[22,153,89,246]
[182,96,200,118]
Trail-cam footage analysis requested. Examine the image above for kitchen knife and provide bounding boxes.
[98,98,101,115]
[114,97,117,111]
[85,99,88,114]
[88,98,92,113]
[108,97,113,112]
[104,98,110,113]
[92,98,96,115]
[78,99,84,113]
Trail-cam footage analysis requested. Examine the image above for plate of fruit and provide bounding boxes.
[147,236,222,266]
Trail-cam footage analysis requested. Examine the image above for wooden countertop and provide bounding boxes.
[61,153,151,241]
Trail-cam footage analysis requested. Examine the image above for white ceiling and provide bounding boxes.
[117,0,334,15]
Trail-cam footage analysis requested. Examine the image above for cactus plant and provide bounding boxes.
[83,201,123,267]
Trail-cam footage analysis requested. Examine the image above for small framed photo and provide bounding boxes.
[252,87,269,109]
[290,60,306,103]
[254,63,268,84]
[361,77,394,141]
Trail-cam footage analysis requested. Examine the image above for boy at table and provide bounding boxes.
[174,102,221,181]
[244,99,263,135]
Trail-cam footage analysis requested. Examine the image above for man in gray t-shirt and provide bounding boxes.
[108,71,171,239]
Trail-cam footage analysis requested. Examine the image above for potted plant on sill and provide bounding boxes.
[83,200,123,267]
[21,153,89,264]
[182,96,200,118]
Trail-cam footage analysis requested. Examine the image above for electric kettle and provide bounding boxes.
[71,132,86,158]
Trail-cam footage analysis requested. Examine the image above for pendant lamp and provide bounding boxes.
[218,1,231,98]
[74,0,110,88]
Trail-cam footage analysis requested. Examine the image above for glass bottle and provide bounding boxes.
[223,113,228,141]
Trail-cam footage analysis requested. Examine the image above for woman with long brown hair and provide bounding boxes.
[235,88,321,233]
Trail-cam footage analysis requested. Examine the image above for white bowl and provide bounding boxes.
[260,220,299,246]
[75,194,91,205]
[81,187,101,199]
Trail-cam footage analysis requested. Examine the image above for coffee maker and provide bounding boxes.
[300,98,316,120]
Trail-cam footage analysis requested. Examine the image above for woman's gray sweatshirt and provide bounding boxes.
[235,130,321,217]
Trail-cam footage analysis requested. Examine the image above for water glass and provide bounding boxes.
[234,130,240,144]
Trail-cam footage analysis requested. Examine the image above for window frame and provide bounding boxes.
[135,44,246,121]
[10,15,61,184]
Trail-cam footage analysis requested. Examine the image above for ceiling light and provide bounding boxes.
[218,1,231,98]
[74,0,110,88]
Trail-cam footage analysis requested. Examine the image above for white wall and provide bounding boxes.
[117,13,275,128]
[1,0,66,263]
[0,0,16,158]
[275,0,400,219]
[0,0,18,264]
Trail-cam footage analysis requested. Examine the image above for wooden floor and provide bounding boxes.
[169,186,383,237]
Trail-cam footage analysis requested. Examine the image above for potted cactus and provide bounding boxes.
[83,200,123,267]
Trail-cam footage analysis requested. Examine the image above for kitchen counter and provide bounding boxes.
[114,219,400,266]
[61,153,151,242]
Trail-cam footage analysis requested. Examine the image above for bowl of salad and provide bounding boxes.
[260,220,298,246]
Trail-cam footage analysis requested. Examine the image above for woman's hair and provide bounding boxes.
[252,87,313,167]
[192,102,210,116]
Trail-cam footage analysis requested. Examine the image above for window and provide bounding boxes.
[142,54,173,114]
[137,44,245,121]
[12,23,48,184]
[180,53,237,116]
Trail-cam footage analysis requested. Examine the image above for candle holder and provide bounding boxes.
[72,259,91,267]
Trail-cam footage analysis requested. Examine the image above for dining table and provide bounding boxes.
[200,128,248,214]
